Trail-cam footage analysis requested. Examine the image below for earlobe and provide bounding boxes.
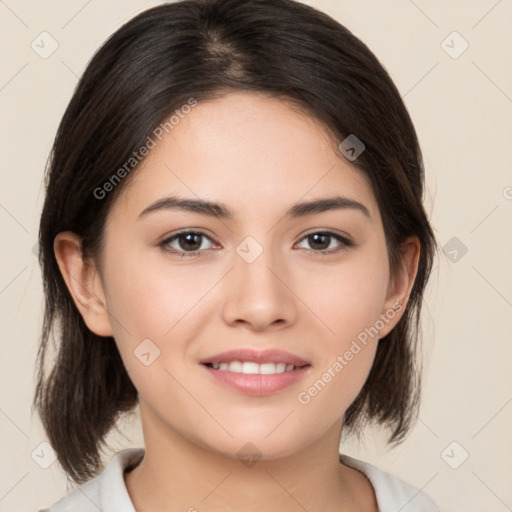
[53,231,113,337]
[379,236,421,339]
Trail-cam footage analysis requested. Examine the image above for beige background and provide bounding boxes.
[1,0,511,511]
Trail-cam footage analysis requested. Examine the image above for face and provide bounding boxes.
[90,92,405,460]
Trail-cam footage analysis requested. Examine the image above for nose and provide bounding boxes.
[221,242,298,332]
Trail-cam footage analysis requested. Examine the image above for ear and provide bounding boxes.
[378,236,421,339]
[53,231,113,337]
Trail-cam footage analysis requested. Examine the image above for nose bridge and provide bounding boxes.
[222,234,296,329]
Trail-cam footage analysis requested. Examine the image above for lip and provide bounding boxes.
[201,364,312,396]
[199,348,312,396]
[199,348,310,366]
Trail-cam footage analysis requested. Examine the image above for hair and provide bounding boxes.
[33,0,437,484]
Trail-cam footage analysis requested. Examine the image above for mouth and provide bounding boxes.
[199,348,312,396]
[202,361,310,374]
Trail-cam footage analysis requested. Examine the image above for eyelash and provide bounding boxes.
[159,230,354,258]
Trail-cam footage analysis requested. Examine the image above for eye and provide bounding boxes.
[295,231,353,255]
[160,230,217,258]
[159,229,354,258]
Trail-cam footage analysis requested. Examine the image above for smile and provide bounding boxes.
[204,361,306,374]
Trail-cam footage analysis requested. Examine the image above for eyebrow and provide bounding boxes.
[138,195,371,220]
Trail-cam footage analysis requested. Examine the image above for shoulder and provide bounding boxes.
[340,454,440,512]
[38,448,144,512]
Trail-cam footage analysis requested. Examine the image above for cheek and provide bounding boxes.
[101,251,227,400]
[298,248,390,347]
[294,248,389,406]
[104,250,216,340]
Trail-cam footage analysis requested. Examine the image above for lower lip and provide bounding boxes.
[201,364,312,396]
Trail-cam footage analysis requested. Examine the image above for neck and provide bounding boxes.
[124,403,377,512]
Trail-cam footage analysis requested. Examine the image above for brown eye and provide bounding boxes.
[296,231,353,254]
[307,233,331,250]
[176,233,203,251]
[160,231,216,258]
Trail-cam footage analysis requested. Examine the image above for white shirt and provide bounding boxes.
[39,447,440,511]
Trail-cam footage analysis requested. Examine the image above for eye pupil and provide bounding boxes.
[179,233,202,251]
[309,233,330,250]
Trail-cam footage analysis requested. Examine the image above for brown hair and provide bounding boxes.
[33,0,437,484]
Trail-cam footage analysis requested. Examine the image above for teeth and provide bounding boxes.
[209,361,297,374]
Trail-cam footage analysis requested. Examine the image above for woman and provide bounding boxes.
[34,0,439,510]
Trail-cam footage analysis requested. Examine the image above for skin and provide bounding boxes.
[55,91,420,512]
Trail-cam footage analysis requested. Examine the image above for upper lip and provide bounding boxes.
[199,348,310,366]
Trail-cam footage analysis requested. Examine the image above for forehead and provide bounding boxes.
[110,91,379,223]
